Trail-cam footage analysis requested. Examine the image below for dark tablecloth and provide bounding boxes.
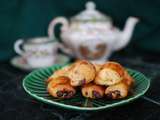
[1,50,160,120]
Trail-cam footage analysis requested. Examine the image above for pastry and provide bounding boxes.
[95,61,125,86]
[82,83,105,99]
[46,65,70,83]
[46,60,134,100]
[105,82,129,99]
[47,76,76,99]
[67,60,96,86]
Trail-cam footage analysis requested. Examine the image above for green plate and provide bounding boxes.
[23,64,150,111]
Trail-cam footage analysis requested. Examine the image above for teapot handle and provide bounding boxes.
[48,17,73,56]
[48,17,69,39]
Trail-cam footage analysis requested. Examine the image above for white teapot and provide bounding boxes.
[48,1,139,63]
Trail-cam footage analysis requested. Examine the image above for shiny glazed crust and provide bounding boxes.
[67,60,96,86]
[102,62,125,77]
[47,76,70,87]
[82,83,105,99]
[46,65,70,83]
[47,76,76,99]
[95,61,125,86]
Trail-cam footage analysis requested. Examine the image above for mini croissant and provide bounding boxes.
[95,62,125,86]
[67,60,96,86]
[47,76,76,99]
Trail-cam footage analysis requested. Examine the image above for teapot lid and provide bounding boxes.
[71,1,112,22]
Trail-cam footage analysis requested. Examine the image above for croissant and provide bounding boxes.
[82,83,105,99]
[105,82,129,99]
[46,65,70,83]
[67,60,96,86]
[47,76,76,99]
[95,61,125,86]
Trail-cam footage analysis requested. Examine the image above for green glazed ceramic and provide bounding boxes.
[23,64,150,111]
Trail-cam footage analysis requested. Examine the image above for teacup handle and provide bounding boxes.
[14,39,25,56]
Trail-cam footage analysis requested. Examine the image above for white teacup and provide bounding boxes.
[14,37,59,68]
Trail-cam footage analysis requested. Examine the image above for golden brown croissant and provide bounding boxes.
[46,65,70,83]
[47,76,76,99]
[105,82,129,99]
[67,60,96,86]
[95,61,125,86]
[46,60,134,100]
[82,83,105,99]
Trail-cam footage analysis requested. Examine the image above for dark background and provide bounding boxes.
[1,0,160,60]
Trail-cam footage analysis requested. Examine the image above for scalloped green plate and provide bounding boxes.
[23,64,150,111]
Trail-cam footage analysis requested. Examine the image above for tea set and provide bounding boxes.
[12,1,139,69]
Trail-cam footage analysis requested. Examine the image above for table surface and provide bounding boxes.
[1,50,160,120]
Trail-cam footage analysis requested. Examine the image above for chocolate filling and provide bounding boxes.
[106,90,121,99]
[92,90,102,98]
[56,91,63,97]
[106,92,113,99]
[67,91,74,98]
[80,79,86,85]
[56,90,74,98]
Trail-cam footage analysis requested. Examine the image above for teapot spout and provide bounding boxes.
[114,17,139,51]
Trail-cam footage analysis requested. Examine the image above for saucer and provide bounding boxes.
[10,54,70,71]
